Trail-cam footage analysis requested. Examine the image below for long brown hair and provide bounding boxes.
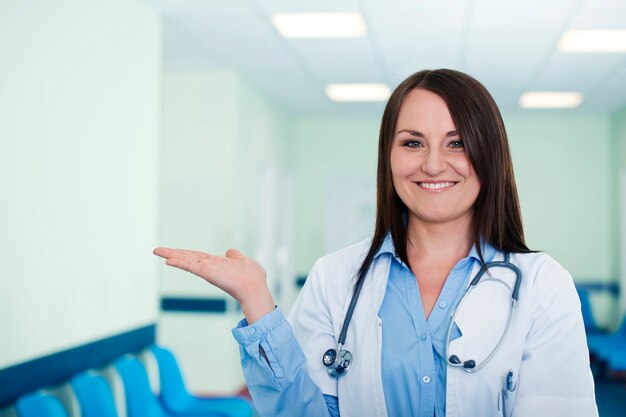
[355,69,532,290]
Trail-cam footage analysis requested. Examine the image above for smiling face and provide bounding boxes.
[390,88,481,227]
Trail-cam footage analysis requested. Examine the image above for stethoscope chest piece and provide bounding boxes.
[323,346,353,377]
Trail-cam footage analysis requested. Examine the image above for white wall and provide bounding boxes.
[0,0,161,369]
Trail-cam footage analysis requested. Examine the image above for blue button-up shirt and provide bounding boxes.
[377,235,495,417]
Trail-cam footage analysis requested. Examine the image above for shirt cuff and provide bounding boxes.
[231,306,285,344]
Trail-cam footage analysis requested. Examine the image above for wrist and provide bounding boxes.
[240,288,275,324]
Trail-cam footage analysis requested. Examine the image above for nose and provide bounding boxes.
[421,148,447,176]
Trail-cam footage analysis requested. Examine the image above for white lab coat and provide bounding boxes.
[287,238,598,417]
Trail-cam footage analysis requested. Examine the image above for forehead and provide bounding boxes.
[395,89,456,132]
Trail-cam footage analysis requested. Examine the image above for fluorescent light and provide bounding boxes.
[272,13,367,39]
[325,84,390,102]
[558,30,626,52]
[519,92,583,109]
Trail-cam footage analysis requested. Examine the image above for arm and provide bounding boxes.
[154,247,339,417]
[232,307,338,417]
[512,257,598,417]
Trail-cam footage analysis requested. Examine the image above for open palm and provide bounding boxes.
[153,247,275,323]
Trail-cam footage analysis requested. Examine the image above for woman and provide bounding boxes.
[154,69,598,417]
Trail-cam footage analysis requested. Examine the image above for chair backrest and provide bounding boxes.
[576,288,597,331]
[98,365,127,417]
[114,356,164,417]
[15,392,68,417]
[138,349,161,395]
[71,372,119,417]
[617,312,626,335]
[148,345,192,413]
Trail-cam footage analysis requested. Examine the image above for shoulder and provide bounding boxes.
[306,238,373,289]
[314,237,372,273]
[510,251,578,306]
[511,251,572,284]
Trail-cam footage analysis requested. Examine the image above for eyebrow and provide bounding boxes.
[396,129,459,137]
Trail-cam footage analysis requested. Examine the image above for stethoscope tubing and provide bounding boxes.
[445,253,522,372]
[329,252,522,377]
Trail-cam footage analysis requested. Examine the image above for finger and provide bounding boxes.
[154,247,175,259]
[154,247,211,262]
[225,248,245,260]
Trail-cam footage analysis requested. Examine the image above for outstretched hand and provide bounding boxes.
[153,247,275,323]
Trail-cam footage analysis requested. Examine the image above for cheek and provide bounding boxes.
[389,149,412,178]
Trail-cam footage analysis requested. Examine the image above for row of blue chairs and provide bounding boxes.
[11,345,253,417]
[577,288,626,374]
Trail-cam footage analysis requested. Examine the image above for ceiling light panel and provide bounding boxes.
[325,84,390,102]
[558,30,626,52]
[272,13,367,38]
[519,92,583,109]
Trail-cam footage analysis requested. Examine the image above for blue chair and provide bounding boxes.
[114,356,166,417]
[587,314,626,360]
[576,288,599,333]
[15,392,68,417]
[70,372,119,417]
[607,348,626,372]
[149,345,253,417]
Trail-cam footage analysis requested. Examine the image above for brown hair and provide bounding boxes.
[355,69,532,289]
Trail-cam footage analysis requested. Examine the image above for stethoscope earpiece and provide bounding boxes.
[448,355,476,369]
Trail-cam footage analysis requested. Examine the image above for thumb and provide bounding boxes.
[225,248,245,260]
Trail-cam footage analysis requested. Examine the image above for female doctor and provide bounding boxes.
[154,69,598,417]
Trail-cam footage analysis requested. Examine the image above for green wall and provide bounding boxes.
[506,114,614,280]
[292,116,380,272]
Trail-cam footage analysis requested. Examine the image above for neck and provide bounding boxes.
[405,214,475,264]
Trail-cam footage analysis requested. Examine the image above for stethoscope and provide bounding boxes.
[322,253,522,377]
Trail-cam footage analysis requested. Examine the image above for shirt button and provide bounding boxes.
[439,301,447,308]
[420,333,427,341]
[249,327,256,335]
[422,376,431,384]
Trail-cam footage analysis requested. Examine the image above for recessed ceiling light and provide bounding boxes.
[519,92,583,109]
[325,84,390,102]
[272,13,367,39]
[558,30,626,52]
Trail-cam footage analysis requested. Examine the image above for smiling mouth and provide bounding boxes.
[417,181,458,190]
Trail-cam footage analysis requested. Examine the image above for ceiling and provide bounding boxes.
[149,0,626,116]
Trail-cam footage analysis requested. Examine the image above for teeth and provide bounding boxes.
[419,181,455,190]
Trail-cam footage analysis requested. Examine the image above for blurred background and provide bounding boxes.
[1,0,626,416]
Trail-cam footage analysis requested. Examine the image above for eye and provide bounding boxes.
[448,140,464,149]
[402,140,423,148]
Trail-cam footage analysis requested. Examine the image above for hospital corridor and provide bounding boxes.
[1,1,626,416]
